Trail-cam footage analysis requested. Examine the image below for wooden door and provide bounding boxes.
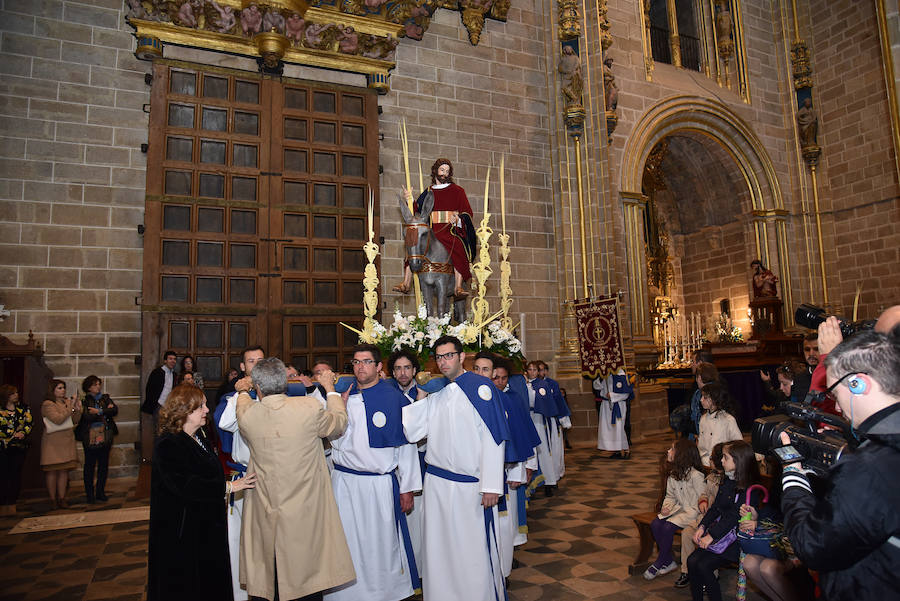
[141,61,379,458]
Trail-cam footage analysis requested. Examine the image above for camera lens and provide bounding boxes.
[794,304,826,331]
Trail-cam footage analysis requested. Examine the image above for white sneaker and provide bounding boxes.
[658,561,678,576]
[643,565,660,580]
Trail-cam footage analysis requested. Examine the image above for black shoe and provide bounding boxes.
[544,485,554,497]
[96,492,108,502]
[512,558,521,569]
[610,452,622,459]
[674,573,690,588]
[86,496,96,505]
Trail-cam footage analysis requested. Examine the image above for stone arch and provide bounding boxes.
[618,96,794,340]
[621,95,782,211]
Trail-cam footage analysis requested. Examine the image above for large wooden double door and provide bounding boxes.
[141,61,379,401]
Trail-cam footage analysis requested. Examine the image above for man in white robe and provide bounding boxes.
[402,336,509,601]
[520,361,561,496]
[538,361,572,477]
[594,368,633,457]
[325,344,422,601]
[386,349,428,569]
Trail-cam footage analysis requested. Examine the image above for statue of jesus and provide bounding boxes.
[393,158,476,299]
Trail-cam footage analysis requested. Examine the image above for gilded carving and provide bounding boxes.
[715,1,734,59]
[460,0,490,45]
[791,41,813,89]
[597,0,612,51]
[558,0,580,40]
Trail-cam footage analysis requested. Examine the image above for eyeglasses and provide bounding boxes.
[822,372,858,403]
[434,351,460,361]
[350,359,376,366]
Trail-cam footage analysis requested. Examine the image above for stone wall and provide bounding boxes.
[0,0,150,477]
[808,0,900,317]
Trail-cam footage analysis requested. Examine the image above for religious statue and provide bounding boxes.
[603,57,618,112]
[715,2,732,41]
[750,259,778,298]
[393,158,476,300]
[176,0,200,28]
[797,97,818,147]
[558,45,583,106]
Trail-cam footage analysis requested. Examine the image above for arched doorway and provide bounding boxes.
[619,96,792,350]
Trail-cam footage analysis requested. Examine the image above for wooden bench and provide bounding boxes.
[628,511,682,575]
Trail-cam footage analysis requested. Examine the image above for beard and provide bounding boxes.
[436,173,450,184]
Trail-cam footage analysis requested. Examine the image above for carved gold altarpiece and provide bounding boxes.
[126,0,511,93]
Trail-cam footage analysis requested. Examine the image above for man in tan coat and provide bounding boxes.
[235,357,354,601]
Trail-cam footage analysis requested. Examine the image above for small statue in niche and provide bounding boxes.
[558,45,583,105]
[797,97,818,147]
[262,8,286,34]
[241,3,263,36]
[208,0,236,33]
[750,259,778,299]
[603,57,618,111]
[285,12,306,44]
[715,2,732,41]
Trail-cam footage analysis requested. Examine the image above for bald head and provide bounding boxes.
[875,305,900,335]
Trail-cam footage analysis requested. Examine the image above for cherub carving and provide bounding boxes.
[338,26,359,54]
[285,12,306,44]
[176,0,200,27]
[262,9,285,34]
[208,0,236,33]
[241,3,263,36]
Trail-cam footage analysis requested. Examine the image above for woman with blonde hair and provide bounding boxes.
[148,384,256,601]
[41,379,82,509]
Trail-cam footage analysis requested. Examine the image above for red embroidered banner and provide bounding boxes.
[574,296,625,379]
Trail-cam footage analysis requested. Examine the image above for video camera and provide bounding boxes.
[751,401,856,478]
[794,303,875,338]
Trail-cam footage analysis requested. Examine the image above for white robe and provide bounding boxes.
[324,391,422,601]
[402,380,506,601]
[398,384,426,570]
[593,371,629,451]
[527,379,560,486]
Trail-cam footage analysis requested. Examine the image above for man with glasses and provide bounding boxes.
[780,326,900,600]
[324,344,422,601]
[386,349,428,567]
[402,336,510,601]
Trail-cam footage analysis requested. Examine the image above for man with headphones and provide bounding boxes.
[779,325,900,600]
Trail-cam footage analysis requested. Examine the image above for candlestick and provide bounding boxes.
[500,154,506,233]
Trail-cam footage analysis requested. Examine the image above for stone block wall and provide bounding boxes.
[808,0,900,317]
[0,0,150,478]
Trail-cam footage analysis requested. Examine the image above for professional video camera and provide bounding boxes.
[794,303,875,337]
[751,401,856,478]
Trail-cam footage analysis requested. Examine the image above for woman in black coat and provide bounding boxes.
[77,375,118,503]
[148,384,255,601]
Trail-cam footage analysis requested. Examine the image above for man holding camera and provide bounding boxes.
[780,328,900,600]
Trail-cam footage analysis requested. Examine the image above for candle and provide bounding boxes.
[500,154,506,233]
[483,163,491,216]
[367,185,374,241]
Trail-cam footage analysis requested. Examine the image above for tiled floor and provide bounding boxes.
[0,434,767,600]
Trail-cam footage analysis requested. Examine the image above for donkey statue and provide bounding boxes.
[399,191,466,322]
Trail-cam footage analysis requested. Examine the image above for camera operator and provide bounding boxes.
[779,328,900,600]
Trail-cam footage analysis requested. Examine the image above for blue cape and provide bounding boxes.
[348,379,410,448]
[543,377,572,418]
[453,371,511,446]
[499,388,541,463]
[387,378,420,402]
[509,375,557,418]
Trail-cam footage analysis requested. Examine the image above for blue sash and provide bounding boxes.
[516,485,528,534]
[453,372,511,446]
[333,463,421,592]
[610,401,622,424]
[498,480,508,514]
[349,380,409,448]
[214,390,256,454]
[425,464,478,483]
[226,461,247,511]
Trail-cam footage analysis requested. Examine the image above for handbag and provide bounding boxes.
[43,415,74,434]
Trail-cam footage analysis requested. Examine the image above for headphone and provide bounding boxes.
[848,375,867,395]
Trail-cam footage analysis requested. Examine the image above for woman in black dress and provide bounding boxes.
[148,384,255,601]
